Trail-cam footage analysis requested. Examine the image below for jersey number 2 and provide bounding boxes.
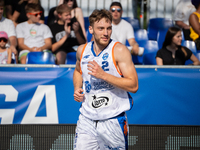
[102,61,109,71]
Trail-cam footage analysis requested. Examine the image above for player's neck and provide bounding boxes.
[93,42,106,55]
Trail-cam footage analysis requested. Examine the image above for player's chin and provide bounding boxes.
[100,40,109,47]
[101,38,110,43]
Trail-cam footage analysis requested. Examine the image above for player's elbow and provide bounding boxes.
[129,83,138,93]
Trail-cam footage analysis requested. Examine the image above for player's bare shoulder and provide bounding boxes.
[114,42,130,53]
[113,42,132,61]
[76,44,87,60]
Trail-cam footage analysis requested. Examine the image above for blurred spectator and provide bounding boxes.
[16,3,52,64]
[4,0,20,20]
[47,0,86,40]
[0,31,12,64]
[109,2,143,56]
[49,4,86,65]
[156,27,200,65]
[0,0,18,63]
[12,0,45,27]
[173,0,195,40]
[189,0,200,50]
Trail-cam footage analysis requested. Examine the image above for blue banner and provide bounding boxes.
[0,66,200,125]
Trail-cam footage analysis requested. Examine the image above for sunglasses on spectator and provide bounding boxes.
[111,8,122,12]
[28,11,42,17]
[0,38,8,43]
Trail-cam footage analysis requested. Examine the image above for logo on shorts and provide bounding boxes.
[30,29,37,37]
[91,95,109,108]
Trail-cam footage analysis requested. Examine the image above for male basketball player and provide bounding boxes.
[73,9,138,150]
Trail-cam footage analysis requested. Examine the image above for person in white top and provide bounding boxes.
[16,3,52,64]
[0,31,12,64]
[0,0,18,63]
[73,9,138,149]
[173,0,196,40]
[110,1,143,56]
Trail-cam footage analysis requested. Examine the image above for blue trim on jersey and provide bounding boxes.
[128,92,134,110]
[116,114,128,150]
[91,40,112,57]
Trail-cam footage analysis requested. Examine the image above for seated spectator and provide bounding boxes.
[16,3,52,64]
[12,0,45,27]
[173,0,195,40]
[49,4,86,65]
[156,27,200,65]
[0,0,18,63]
[4,0,20,20]
[0,31,12,64]
[189,0,200,50]
[109,1,143,56]
[47,0,86,40]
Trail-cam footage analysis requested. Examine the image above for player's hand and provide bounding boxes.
[64,21,71,37]
[87,60,105,79]
[74,88,84,102]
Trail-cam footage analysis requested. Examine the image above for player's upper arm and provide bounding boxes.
[75,44,86,72]
[114,43,138,80]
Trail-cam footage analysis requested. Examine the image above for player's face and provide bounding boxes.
[171,31,182,46]
[60,12,71,24]
[110,6,122,21]
[0,6,4,19]
[27,11,42,23]
[90,18,112,47]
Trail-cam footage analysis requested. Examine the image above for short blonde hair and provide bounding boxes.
[89,9,112,27]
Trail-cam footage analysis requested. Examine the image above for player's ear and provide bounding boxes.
[89,25,93,34]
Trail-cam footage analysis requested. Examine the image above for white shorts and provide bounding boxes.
[74,112,129,150]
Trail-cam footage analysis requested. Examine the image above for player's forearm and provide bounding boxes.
[73,69,83,91]
[102,72,138,93]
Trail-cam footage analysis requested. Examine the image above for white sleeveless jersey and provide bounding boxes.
[79,40,133,120]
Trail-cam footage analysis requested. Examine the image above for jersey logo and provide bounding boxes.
[88,93,112,109]
[91,95,109,108]
[102,53,109,60]
[85,81,91,93]
[83,55,90,59]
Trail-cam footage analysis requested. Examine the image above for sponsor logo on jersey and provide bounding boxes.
[85,81,91,93]
[93,81,114,91]
[102,53,109,60]
[91,95,109,108]
[83,55,90,59]
[88,93,112,109]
